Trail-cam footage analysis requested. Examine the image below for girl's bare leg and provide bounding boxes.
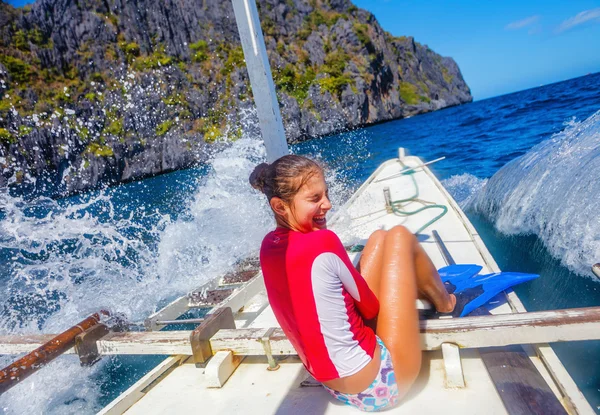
[358,226,455,396]
[376,226,422,393]
[358,229,386,297]
[359,227,455,312]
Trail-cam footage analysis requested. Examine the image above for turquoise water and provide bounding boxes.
[0,73,599,413]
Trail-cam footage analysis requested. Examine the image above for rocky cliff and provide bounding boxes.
[0,0,472,196]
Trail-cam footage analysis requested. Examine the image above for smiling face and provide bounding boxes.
[277,172,332,233]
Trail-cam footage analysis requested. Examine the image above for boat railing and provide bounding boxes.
[2,306,600,388]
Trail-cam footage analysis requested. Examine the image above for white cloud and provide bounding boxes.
[505,15,540,30]
[556,8,600,33]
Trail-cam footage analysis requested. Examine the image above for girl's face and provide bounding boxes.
[286,172,332,233]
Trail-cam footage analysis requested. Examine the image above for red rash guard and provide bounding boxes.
[260,228,380,382]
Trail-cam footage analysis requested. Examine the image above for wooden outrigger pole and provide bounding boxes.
[0,310,109,395]
[231,0,289,161]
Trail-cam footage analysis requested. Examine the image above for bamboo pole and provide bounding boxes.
[231,0,288,161]
[0,310,109,395]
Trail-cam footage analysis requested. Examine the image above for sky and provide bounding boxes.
[352,0,600,99]
[6,0,600,100]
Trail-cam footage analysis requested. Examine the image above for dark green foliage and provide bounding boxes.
[104,118,124,137]
[14,30,30,51]
[399,81,430,105]
[86,142,114,157]
[299,9,345,39]
[261,15,277,36]
[399,81,419,105]
[275,64,316,102]
[133,46,173,70]
[17,125,33,137]
[156,120,175,136]
[318,75,351,97]
[12,27,51,51]
[221,46,244,76]
[322,49,348,77]
[190,40,208,62]
[0,56,34,83]
[162,93,188,107]
[442,67,454,84]
[0,128,16,144]
[119,42,140,62]
[318,49,354,98]
[305,10,343,28]
[353,23,369,46]
[29,29,46,46]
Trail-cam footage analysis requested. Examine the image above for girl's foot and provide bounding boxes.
[436,293,456,313]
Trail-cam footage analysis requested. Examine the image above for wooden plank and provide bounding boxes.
[144,296,191,332]
[205,351,243,388]
[144,267,262,331]
[0,334,65,355]
[536,344,596,415]
[97,331,192,355]
[480,345,567,415]
[503,292,595,414]
[3,307,600,356]
[98,355,188,415]
[188,288,235,307]
[190,307,236,364]
[210,274,265,315]
[221,270,258,285]
[441,343,465,388]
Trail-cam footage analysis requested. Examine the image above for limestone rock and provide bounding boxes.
[0,0,472,196]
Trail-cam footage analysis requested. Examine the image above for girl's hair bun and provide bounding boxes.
[249,163,270,193]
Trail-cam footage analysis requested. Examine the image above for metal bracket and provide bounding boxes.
[260,327,280,371]
[190,307,236,365]
[74,323,111,366]
[441,342,465,388]
[383,187,393,213]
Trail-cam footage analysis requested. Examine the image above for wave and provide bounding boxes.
[442,173,488,209]
[0,111,356,413]
[467,111,600,278]
[0,133,275,412]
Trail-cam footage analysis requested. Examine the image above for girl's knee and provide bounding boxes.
[369,229,387,242]
[385,225,415,245]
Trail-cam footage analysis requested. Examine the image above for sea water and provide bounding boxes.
[1,72,599,413]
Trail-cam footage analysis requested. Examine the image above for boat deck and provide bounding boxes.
[126,351,506,414]
[102,155,590,415]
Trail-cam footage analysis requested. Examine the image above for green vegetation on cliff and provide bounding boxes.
[0,0,471,196]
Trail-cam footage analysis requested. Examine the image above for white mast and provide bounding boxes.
[231,0,289,162]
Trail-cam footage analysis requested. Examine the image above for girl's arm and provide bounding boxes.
[319,231,380,319]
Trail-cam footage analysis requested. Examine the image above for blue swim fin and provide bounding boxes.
[451,272,539,317]
[438,264,483,283]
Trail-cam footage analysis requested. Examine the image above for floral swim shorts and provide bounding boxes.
[323,336,399,412]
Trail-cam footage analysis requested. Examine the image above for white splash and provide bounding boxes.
[442,173,488,209]
[468,111,600,277]
[0,112,356,413]
[0,135,274,413]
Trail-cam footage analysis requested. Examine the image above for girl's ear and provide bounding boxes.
[270,197,287,217]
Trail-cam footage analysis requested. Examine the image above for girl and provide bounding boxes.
[250,155,455,412]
